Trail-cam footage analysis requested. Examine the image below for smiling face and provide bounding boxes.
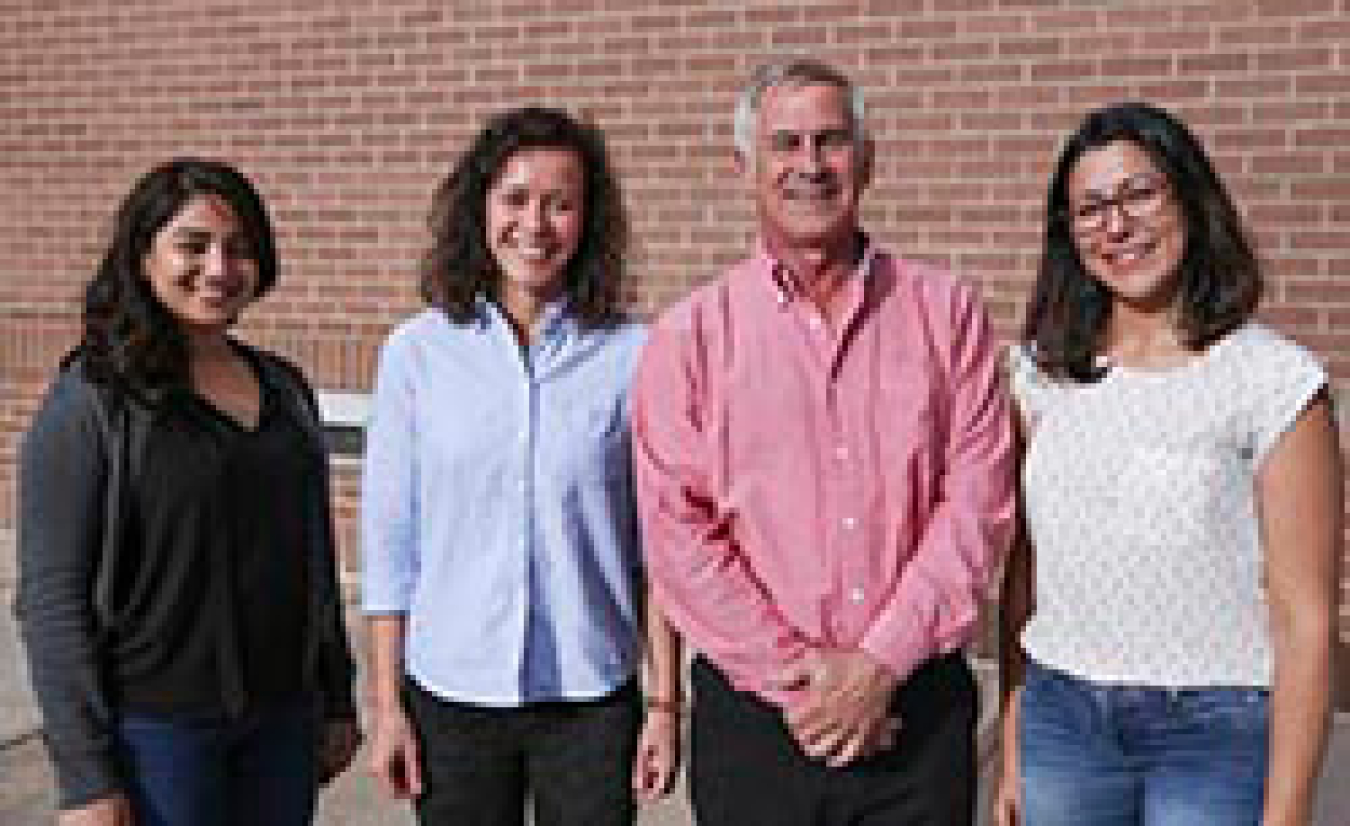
[1067,140,1187,313]
[485,147,586,309]
[142,194,260,334]
[742,81,870,254]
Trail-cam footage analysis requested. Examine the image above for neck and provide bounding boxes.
[185,328,234,363]
[499,286,555,348]
[766,230,862,310]
[1105,302,1184,359]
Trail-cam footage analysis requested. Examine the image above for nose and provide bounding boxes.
[523,199,548,232]
[800,137,827,175]
[204,244,230,276]
[1100,202,1131,238]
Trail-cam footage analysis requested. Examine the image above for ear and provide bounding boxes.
[733,148,750,178]
[858,137,875,191]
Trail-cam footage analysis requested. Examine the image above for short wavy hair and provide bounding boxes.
[1024,101,1261,382]
[733,58,869,160]
[80,157,278,392]
[419,106,629,328]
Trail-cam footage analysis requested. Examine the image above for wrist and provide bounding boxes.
[366,692,406,717]
[643,696,685,716]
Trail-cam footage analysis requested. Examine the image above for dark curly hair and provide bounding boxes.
[79,157,278,392]
[419,106,629,328]
[1023,101,1261,382]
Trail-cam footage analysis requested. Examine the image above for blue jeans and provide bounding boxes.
[1019,660,1268,825]
[116,701,317,826]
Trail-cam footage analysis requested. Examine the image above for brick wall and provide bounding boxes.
[2,0,1348,631]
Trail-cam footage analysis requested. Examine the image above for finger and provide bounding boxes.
[631,745,654,797]
[802,724,849,762]
[768,662,813,692]
[403,742,424,798]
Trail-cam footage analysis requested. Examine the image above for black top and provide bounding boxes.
[15,345,356,810]
[113,352,314,713]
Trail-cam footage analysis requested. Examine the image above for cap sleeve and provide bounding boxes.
[1006,343,1044,429]
[1248,332,1329,464]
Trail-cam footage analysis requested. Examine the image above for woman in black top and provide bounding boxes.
[16,158,359,826]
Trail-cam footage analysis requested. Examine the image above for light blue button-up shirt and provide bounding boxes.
[361,302,647,706]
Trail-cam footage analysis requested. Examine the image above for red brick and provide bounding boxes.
[0,5,1348,623]
[1179,51,1250,73]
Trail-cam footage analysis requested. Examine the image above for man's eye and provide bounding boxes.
[820,130,852,148]
[769,134,799,152]
[178,242,208,255]
[1074,202,1105,220]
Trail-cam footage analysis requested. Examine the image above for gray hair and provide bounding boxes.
[733,59,869,158]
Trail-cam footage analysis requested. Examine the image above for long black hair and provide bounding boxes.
[1023,101,1260,382]
[419,106,629,328]
[79,158,278,392]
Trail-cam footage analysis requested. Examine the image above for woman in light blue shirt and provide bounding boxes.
[361,106,682,826]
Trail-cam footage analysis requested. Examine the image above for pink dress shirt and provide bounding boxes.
[631,240,1015,705]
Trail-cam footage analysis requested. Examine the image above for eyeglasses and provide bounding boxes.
[1064,175,1170,235]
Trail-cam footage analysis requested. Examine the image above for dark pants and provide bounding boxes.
[403,677,641,826]
[690,654,976,826]
[115,701,317,826]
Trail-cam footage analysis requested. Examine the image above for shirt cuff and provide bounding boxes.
[858,576,944,685]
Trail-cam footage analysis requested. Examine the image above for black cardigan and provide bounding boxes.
[14,348,356,809]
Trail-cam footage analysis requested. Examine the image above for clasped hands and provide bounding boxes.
[768,647,901,768]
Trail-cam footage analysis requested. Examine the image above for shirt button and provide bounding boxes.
[849,587,865,604]
[842,516,857,530]
[835,445,848,461]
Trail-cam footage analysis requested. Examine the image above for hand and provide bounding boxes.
[993,762,1022,826]
[631,706,682,802]
[58,794,134,826]
[366,703,423,799]
[770,647,900,767]
[317,718,362,786]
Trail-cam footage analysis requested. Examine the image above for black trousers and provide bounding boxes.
[690,653,977,826]
[403,677,640,826]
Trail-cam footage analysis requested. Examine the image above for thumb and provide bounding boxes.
[767,661,813,692]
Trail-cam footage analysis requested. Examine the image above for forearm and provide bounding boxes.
[641,594,684,707]
[859,493,1014,682]
[1263,619,1334,826]
[365,614,409,714]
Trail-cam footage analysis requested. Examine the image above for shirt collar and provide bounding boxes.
[474,295,576,342]
[755,231,878,309]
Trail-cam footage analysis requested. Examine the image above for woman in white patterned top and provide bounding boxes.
[994,102,1342,826]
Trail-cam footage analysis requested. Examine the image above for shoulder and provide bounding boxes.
[648,255,766,345]
[1217,321,1328,405]
[384,309,447,349]
[246,342,311,390]
[1223,322,1324,372]
[592,315,649,350]
[883,252,985,319]
[22,358,113,457]
[373,309,451,369]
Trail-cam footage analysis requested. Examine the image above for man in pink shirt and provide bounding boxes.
[631,59,1016,824]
